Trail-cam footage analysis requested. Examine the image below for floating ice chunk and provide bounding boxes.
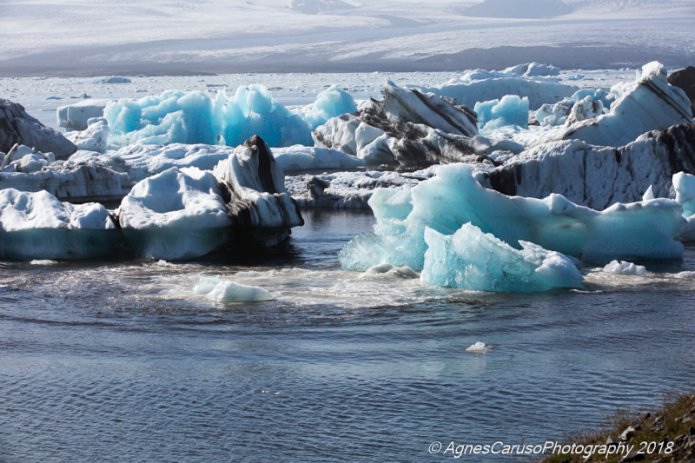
[674,172,695,218]
[2,98,77,159]
[602,260,648,276]
[195,276,272,303]
[422,69,575,110]
[286,168,426,209]
[504,63,561,77]
[474,95,529,132]
[213,136,303,233]
[313,80,480,168]
[465,341,490,354]
[673,171,695,240]
[340,165,685,275]
[57,99,111,130]
[486,124,695,210]
[118,167,232,260]
[29,259,59,265]
[95,76,131,84]
[422,224,583,292]
[272,145,363,174]
[64,117,110,153]
[1,144,54,174]
[564,62,693,147]
[104,85,353,148]
[0,188,117,260]
[300,85,357,129]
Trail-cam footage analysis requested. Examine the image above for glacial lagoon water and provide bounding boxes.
[1,210,695,462]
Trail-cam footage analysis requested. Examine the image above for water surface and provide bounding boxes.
[1,211,694,462]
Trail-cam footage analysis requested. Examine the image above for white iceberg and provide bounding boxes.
[421,68,575,110]
[118,167,232,260]
[485,123,695,210]
[602,260,648,276]
[57,99,111,131]
[65,117,110,153]
[194,275,272,303]
[0,188,118,260]
[563,62,692,147]
[272,145,364,174]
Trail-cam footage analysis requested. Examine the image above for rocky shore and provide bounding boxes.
[543,392,695,463]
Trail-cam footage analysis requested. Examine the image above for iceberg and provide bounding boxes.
[422,224,583,292]
[420,68,575,110]
[1,144,55,174]
[314,80,482,168]
[65,117,110,153]
[272,145,364,174]
[674,171,695,240]
[486,123,695,209]
[340,164,685,276]
[602,260,648,276]
[104,85,355,148]
[57,99,111,131]
[0,188,118,260]
[563,62,693,147]
[474,95,529,132]
[118,167,233,260]
[1,98,77,159]
[0,154,130,202]
[668,66,695,114]
[213,135,303,244]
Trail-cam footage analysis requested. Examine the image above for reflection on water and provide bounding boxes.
[1,211,694,462]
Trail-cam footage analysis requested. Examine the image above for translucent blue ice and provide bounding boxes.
[104,84,356,148]
[339,164,685,291]
[474,95,529,131]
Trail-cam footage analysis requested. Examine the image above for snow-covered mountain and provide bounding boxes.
[0,0,693,75]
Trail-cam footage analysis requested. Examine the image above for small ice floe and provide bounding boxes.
[194,276,273,303]
[602,260,648,276]
[465,341,490,354]
[29,259,59,265]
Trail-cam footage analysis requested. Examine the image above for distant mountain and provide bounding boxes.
[463,0,573,18]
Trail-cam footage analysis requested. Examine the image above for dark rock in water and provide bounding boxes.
[313,80,483,168]
[669,66,695,115]
[0,99,77,159]
[485,123,695,209]
[215,135,304,247]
